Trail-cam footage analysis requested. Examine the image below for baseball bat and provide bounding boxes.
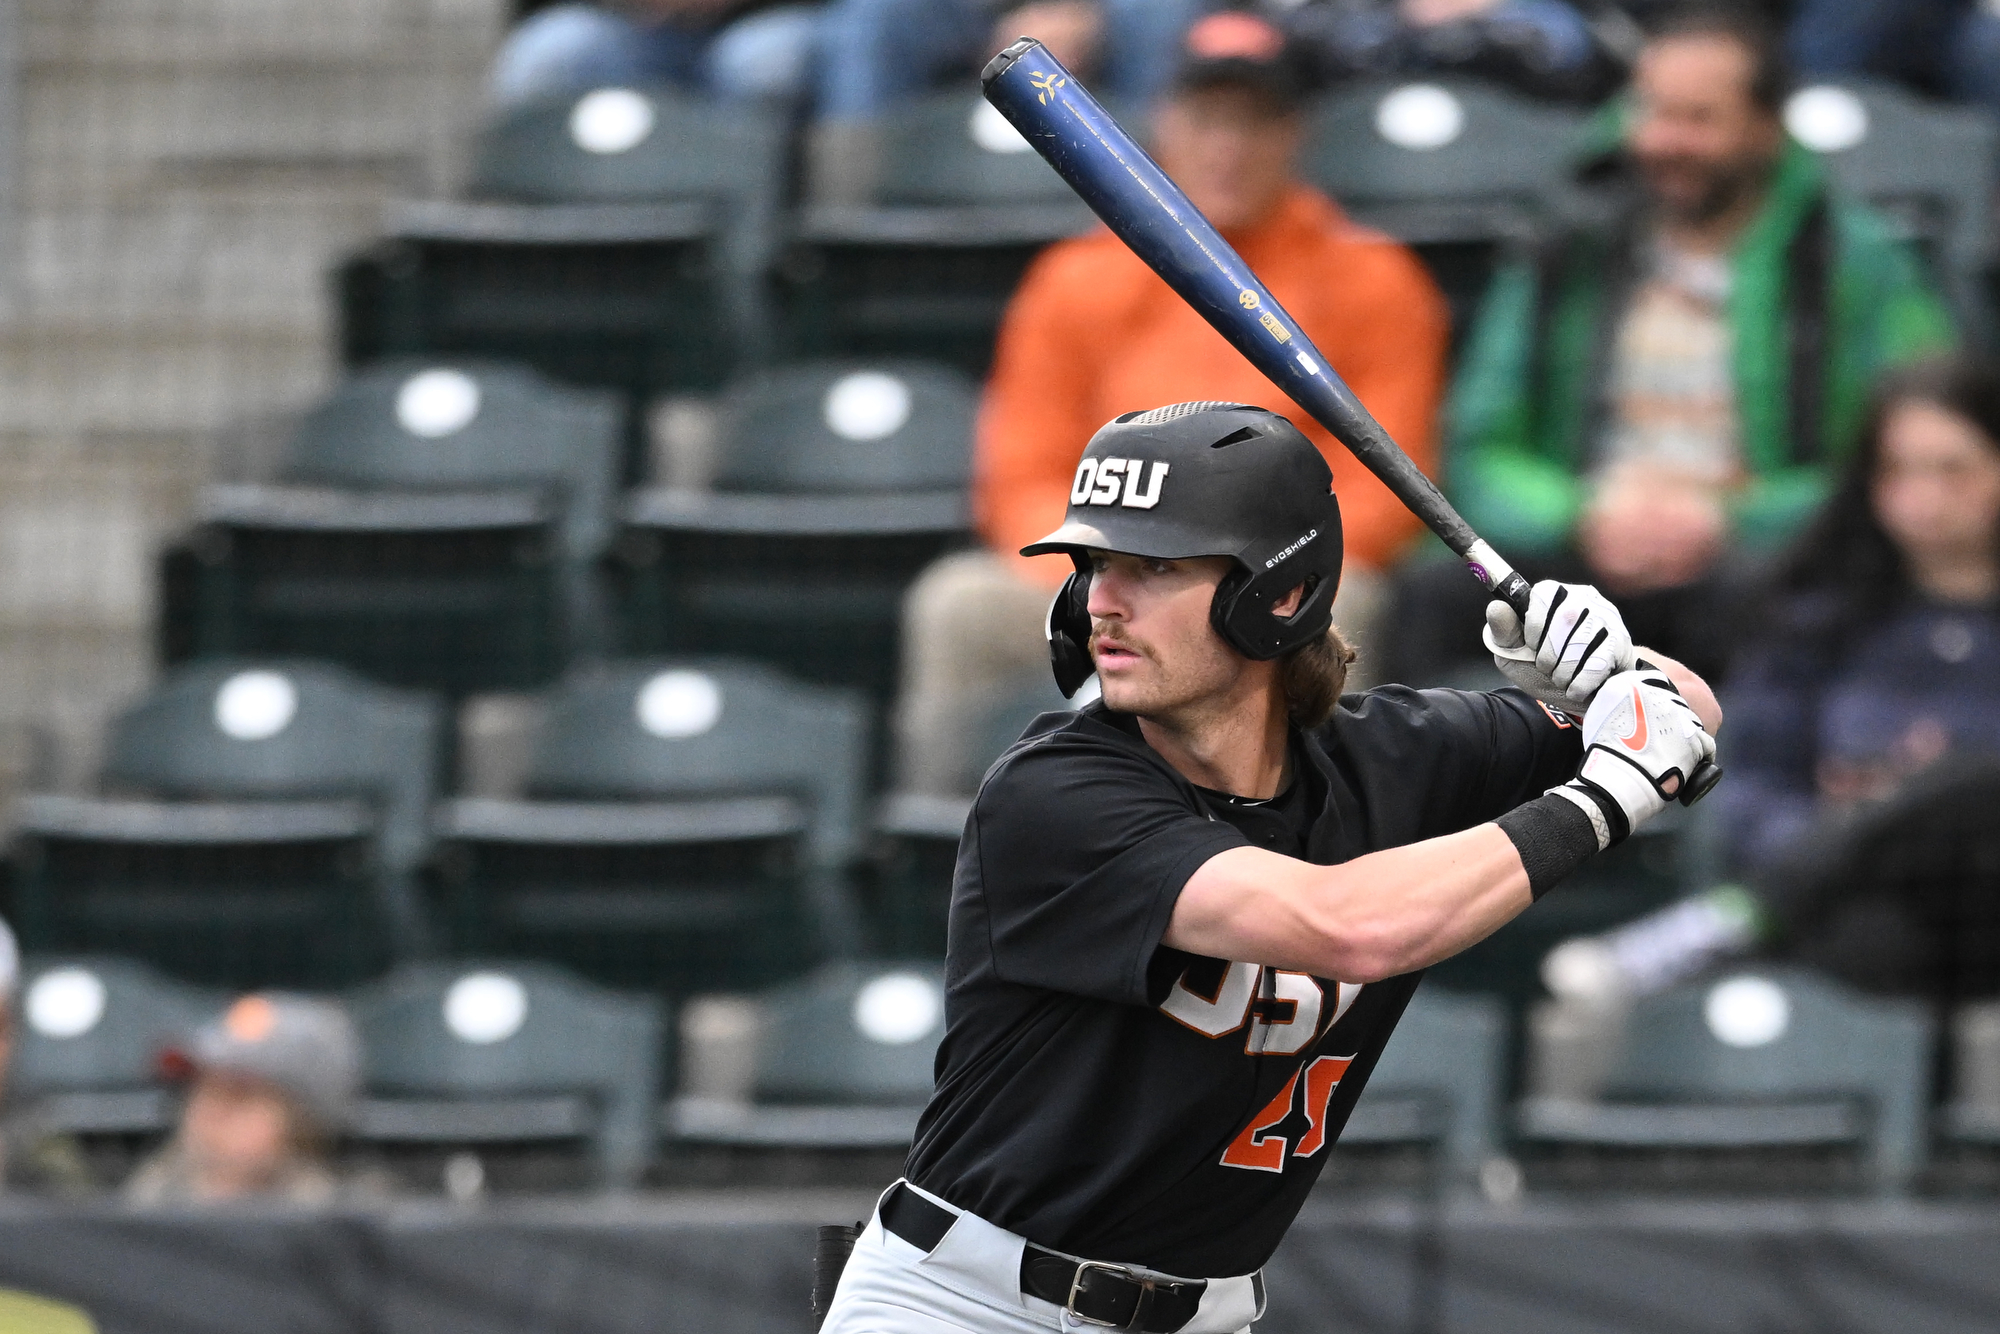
[981,39,1722,803]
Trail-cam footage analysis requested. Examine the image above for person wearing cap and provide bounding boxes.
[125,992,365,1206]
[821,403,1719,1333]
[0,916,94,1196]
[891,9,1450,797]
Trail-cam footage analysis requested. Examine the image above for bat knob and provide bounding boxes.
[1679,757,1723,806]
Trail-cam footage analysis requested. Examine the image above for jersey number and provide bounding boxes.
[1218,1054,1355,1173]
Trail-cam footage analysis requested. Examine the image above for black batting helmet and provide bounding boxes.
[1023,402,1343,696]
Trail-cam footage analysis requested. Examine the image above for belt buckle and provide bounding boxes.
[1066,1260,1152,1330]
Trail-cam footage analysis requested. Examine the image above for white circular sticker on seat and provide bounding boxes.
[823,372,912,441]
[444,971,529,1044]
[1376,84,1465,151]
[1785,86,1869,153]
[396,369,482,439]
[214,670,298,741]
[853,972,942,1045]
[27,967,108,1039]
[570,87,657,155]
[636,670,723,738]
[1704,975,1790,1048]
[969,98,1032,154]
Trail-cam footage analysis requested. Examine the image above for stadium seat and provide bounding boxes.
[11,660,445,987]
[339,85,789,441]
[668,960,942,1150]
[1299,79,1584,337]
[348,960,666,1190]
[1782,81,1998,339]
[1517,967,1933,1193]
[162,360,622,695]
[428,658,871,995]
[7,955,226,1139]
[776,93,1096,376]
[609,360,976,712]
[1945,998,2000,1146]
[1342,985,1507,1183]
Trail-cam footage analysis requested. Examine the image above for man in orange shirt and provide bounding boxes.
[894,10,1450,795]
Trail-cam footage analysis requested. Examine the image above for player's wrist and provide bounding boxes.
[1495,789,1607,899]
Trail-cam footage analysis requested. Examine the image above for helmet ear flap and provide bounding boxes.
[1047,567,1095,697]
[1211,566,1341,660]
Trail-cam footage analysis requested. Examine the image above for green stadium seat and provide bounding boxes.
[339,85,788,439]
[428,658,871,996]
[667,960,942,1150]
[1518,966,1933,1194]
[161,359,622,696]
[348,959,666,1190]
[1344,985,1508,1183]
[776,93,1096,376]
[11,660,445,988]
[609,360,976,713]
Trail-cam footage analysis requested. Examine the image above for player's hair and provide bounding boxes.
[1645,5,1791,116]
[1279,625,1354,729]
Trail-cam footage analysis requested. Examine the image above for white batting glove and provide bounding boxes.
[1483,581,1634,715]
[1549,667,1716,848]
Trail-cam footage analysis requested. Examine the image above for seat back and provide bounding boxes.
[281,359,623,562]
[348,960,666,1186]
[872,93,1088,207]
[712,361,976,496]
[525,658,871,870]
[1783,80,1997,321]
[753,961,944,1105]
[1358,985,1506,1176]
[1602,967,1932,1188]
[101,658,444,878]
[1302,79,1583,239]
[468,84,784,278]
[10,955,223,1097]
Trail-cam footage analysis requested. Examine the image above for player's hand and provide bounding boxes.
[1483,581,1634,715]
[1561,668,1716,845]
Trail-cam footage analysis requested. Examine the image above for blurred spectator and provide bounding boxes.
[126,993,365,1206]
[490,1,823,109]
[1547,355,2000,1004]
[809,0,1211,200]
[892,11,1449,795]
[1385,6,1953,687]
[0,917,92,1195]
[1265,0,1626,103]
[1788,0,2000,120]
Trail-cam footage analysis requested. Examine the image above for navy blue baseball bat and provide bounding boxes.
[980,38,1530,617]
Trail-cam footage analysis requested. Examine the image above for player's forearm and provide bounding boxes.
[1167,828,1534,983]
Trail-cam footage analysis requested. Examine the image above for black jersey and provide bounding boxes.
[905,686,1583,1278]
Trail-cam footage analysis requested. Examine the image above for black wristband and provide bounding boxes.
[1495,792,1604,900]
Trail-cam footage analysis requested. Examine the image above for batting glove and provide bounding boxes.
[1484,581,1635,716]
[1550,668,1717,848]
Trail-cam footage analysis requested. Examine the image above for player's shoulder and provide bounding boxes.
[972,703,1194,817]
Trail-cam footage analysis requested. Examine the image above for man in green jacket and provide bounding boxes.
[1430,6,1952,681]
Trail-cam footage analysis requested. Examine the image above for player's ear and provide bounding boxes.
[1271,581,1308,618]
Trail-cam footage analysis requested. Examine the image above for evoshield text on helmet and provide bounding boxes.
[1023,402,1343,696]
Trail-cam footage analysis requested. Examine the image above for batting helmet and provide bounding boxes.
[1022,402,1342,696]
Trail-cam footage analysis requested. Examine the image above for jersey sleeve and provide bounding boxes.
[961,732,1248,1007]
[1316,685,1585,842]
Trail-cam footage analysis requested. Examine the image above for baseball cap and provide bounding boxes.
[1172,11,1310,110]
[174,993,362,1132]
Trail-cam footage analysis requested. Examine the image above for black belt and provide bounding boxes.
[878,1182,1206,1332]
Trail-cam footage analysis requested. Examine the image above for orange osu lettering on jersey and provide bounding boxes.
[1291,1055,1355,1157]
[1219,1070,1300,1172]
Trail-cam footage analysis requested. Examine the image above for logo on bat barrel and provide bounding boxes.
[1030,71,1068,104]
[1239,291,1261,310]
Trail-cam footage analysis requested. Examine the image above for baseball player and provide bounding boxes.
[823,403,1720,1334]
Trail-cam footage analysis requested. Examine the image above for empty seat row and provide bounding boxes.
[15,950,1998,1195]
[11,656,908,995]
[160,357,976,704]
[340,77,1998,407]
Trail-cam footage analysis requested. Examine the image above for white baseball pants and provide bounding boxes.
[819,1181,1261,1334]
